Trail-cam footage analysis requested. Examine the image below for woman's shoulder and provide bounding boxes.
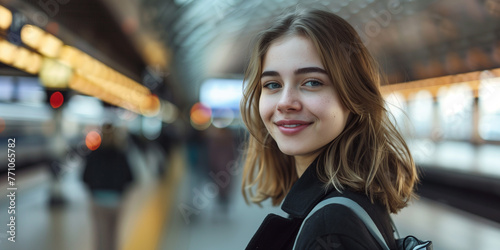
[294,190,393,249]
[295,202,381,249]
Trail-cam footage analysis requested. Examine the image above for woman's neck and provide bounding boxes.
[294,153,320,177]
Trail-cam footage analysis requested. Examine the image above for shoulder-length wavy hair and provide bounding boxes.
[240,9,418,213]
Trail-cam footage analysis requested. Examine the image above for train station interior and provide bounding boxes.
[1,0,500,249]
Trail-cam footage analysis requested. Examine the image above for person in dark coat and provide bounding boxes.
[82,123,134,250]
[239,9,419,249]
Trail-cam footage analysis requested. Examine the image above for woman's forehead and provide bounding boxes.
[262,35,324,73]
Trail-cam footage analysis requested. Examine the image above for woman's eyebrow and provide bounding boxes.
[260,67,327,78]
[294,67,327,75]
[261,70,279,78]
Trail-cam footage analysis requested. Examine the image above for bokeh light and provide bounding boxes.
[190,102,212,130]
[142,116,162,140]
[50,91,64,108]
[212,108,235,128]
[0,5,12,30]
[85,131,102,151]
[0,117,5,133]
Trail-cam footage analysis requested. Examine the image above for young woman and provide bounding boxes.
[240,9,418,250]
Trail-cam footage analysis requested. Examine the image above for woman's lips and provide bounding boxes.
[275,120,312,135]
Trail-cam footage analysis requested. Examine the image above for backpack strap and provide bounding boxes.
[293,197,390,250]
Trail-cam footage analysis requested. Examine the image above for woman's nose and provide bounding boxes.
[276,87,301,112]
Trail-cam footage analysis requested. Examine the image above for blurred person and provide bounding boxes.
[240,9,418,249]
[205,126,237,214]
[82,123,134,250]
[186,127,209,186]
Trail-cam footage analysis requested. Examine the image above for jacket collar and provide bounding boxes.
[281,158,334,218]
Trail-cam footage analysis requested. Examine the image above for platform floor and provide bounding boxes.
[1,145,500,250]
[162,162,500,250]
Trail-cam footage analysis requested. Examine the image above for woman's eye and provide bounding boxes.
[304,80,323,87]
[263,82,281,89]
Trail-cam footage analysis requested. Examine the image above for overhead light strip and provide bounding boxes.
[0,6,163,117]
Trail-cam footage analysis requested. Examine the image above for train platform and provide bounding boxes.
[2,0,500,249]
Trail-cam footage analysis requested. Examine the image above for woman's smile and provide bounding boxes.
[275,119,313,135]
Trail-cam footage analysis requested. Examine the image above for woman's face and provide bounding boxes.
[259,35,350,169]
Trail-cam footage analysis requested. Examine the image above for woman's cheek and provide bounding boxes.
[259,97,273,118]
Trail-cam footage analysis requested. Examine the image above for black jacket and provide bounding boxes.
[82,146,134,194]
[246,159,396,250]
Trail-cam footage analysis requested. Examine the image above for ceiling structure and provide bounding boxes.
[2,0,500,107]
[129,0,500,103]
[1,0,145,80]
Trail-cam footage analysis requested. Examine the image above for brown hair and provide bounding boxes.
[240,9,418,213]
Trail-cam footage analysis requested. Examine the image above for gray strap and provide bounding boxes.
[293,197,389,250]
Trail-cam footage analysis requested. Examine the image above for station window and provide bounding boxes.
[0,76,14,101]
[385,91,409,135]
[408,90,433,138]
[478,71,500,141]
[17,77,45,104]
[437,83,473,140]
